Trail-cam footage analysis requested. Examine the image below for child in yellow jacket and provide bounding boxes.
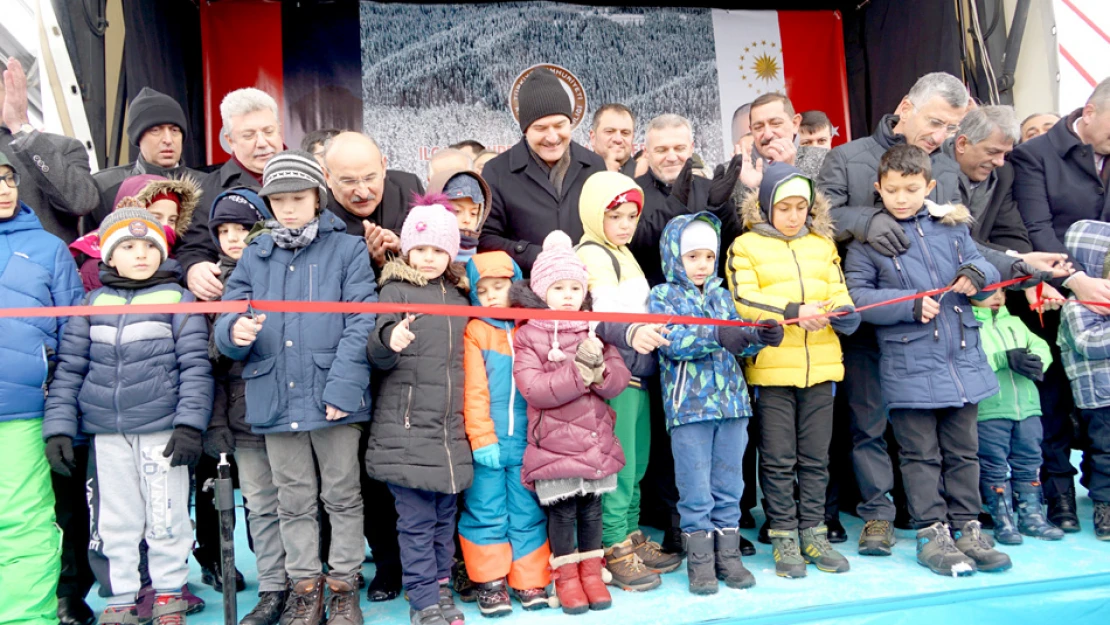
[726,163,860,579]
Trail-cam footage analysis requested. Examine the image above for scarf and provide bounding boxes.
[265,217,319,250]
[529,146,572,200]
[98,265,181,290]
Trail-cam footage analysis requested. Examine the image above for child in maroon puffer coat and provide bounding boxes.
[511,230,631,616]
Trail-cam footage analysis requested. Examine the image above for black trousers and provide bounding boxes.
[360,429,401,583]
[638,376,680,530]
[889,404,981,529]
[544,494,603,557]
[53,444,94,600]
[756,384,835,530]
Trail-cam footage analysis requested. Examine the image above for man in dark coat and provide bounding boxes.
[588,103,638,177]
[0,58,98,244]
[320,131,424,276]
[1010,77,1110,530]
[90,88,203,226]
[177,88,284,301]
[479,68,607,272]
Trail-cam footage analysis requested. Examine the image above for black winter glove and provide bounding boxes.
[865,211,911,257]
[45,435,75,477]
[671,159,695,207]
[828,306,861,334]
[163,425,204,468]
[954,264,987,292]
[756,320,785,347]
[203,426,236,459]
[1010,260,1053,289]
[1006,348,1045,381]
[718,325,754,355]
[708,154,744,206]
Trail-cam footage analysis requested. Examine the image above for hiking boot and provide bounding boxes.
[858,520,896,556]
[437,582,464,625]
[241,591,285,625]
[825,516,848,544]
[280,577,325,625]
[800,525,850,573]
[151,595,187,625]
[409,606,447,625]
[1013,484,1064,541]
[714,528,756,589]
[1047,483,1081,533]
[629,530,682,573]
[450,560,476,604]
[916,522,975,577]
[768,528,806,579]
[1093,502,1110,540]
[953,520,1012,572]
[510,587,550,611]
[604,539,661,591]
[475,579,512,618]
[982,484,1022,545]
[682,531,718,595]
[97,605,141,625]
[578,550,612,611]
[550,553,587,615]
[324,576,362,625]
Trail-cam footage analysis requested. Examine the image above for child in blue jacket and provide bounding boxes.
[42,206,211,624]
[215,151,377,623]
[844,145,1009,577]
[0,152,83,625]
[648,212,782,595]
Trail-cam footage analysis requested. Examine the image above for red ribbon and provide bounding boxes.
[0,276,1053,328]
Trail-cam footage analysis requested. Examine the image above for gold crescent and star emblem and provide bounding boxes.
[738,41,783,91]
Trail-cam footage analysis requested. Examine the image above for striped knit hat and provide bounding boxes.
[99,207,168,263]
[258,149,329,210]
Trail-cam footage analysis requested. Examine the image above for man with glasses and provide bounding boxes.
[0,57,99,244]
[320,131,424,275]
[178,87,284,301]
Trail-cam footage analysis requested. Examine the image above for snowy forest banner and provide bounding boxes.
[283,2,849,176]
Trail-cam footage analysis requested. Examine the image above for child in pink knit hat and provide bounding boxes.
[365,196,473,625]
[508,230,631,615]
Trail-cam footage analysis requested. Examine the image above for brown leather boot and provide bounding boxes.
[280,577,325,625]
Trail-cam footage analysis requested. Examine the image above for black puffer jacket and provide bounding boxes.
[365,260,473,494]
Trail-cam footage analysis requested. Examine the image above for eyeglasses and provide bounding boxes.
[925,117,961,136]
[233,126,280,143]
[0,172,20,188]
[336,174,377,190]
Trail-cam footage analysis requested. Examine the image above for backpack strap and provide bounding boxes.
[574,241,620,282]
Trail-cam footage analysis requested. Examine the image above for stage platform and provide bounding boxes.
[89,473,1110,625]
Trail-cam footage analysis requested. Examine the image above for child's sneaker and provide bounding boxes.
[953,520,1012,572]
[603,540,661,591]
[768,529,806,579]
[983,484,1022,545]
[135,585,155,624]
[97,605,141,625]
[180,586,205,615]
[511,587,550,611]
[916,522,975,577]
[1013,486,1064,541]
[437,582,465,625]
[800,525,850,573]
[151,595,188,625]
[628,530,682,573]
[410,606,447,625]
[475,579,512,618]
[858,520,896,556]
[1093,502,1110,540]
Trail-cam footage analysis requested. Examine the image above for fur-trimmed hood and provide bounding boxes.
[918,200,973,226]
[379,257,467,293]
[740,164,835,239]
[134,174,203,236]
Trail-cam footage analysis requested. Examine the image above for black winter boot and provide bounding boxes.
[714,528,756,589]
[1047,483,1081,533]
[682,531,718,595]
[982,483,1022,545]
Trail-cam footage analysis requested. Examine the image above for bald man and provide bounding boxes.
[321,131,425,270]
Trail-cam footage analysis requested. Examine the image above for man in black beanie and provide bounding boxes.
[91,87,201,226]
[479,67,605,271]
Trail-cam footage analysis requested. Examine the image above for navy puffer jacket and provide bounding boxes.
[43,261,213,438]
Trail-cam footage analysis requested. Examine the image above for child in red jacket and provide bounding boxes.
[510,231,631,616]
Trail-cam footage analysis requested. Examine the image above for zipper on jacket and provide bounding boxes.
[1006,326,1026,419]
[506,328,517,437]
[533,410,545,450]
[991,321,1023,421]
[912,221,966,402]
[308,264,314,302]
[893,257,911,290]
[442,280,457,493]
[671,361,688,412]
[113,293,133,433]
[403,385,413,429]
[790,248,812,387]
[954,306,966,348]
[954,239,964,264]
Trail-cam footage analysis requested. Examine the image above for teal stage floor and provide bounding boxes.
[90,467,1110,624]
